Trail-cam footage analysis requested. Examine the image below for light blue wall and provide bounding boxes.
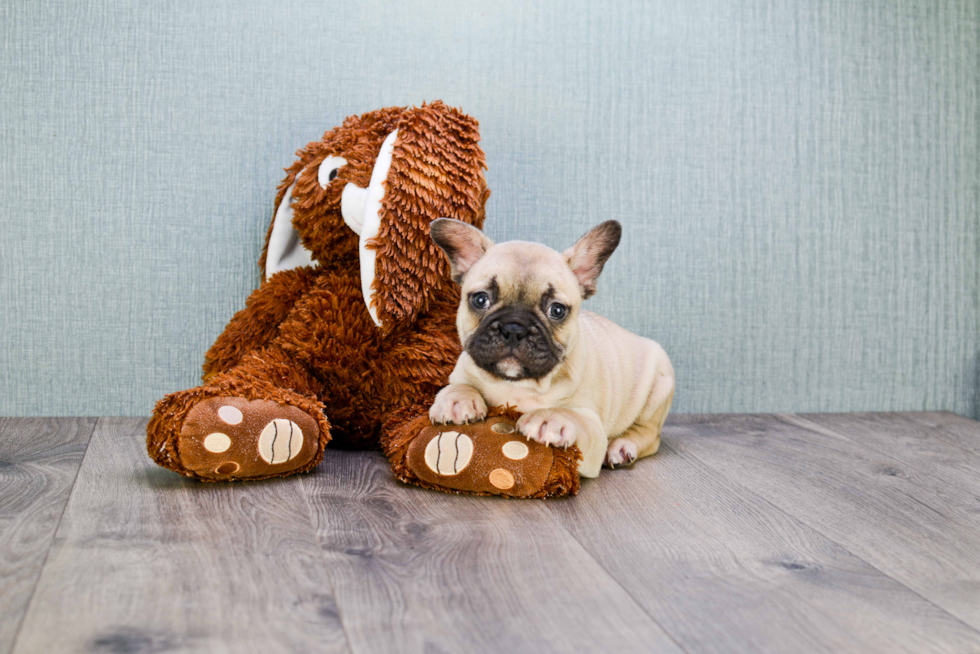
[1,0,978,418]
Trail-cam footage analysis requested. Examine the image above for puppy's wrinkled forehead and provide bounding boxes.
[465,241,579,303]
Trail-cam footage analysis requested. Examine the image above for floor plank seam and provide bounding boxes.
[541,501,692,654]
[785,413,980,475]
[665,430,980,640]
[8,417,99,654]
[906,412,980,451]
[297,471,357,654]
[776,413,980,536]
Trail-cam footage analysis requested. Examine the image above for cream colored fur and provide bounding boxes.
[429,224,675,478]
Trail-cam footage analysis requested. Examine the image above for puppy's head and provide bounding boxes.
[430,219,621,381]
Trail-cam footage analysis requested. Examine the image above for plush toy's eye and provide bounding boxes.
[469,292,491,311]
[548,303,567,320]
[317,155,348,188]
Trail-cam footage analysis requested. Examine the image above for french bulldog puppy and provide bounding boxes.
[428,219,675,478]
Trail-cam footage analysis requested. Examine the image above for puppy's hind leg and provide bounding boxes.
[605,386,674,468]
[605,424,658,468]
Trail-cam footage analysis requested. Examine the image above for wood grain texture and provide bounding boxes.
[11,418,350,654]
[0,418,96,654]
[301,449,683,654]
[7,412,980,653]
[671,412,980,632]
[547,431,980,654]
[903,411,980,454]
[797,412,980,521]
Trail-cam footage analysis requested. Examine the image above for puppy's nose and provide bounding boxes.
[499,321,528,345]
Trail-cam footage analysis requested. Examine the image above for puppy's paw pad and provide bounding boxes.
[429,398,486,425]
[604,438,638,468]
[429,387,488,425]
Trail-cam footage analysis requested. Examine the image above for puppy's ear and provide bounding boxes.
[430,218,494,284]
[563,220,622,298]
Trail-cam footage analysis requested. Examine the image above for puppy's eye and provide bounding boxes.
[548,303,567,320]
[469,292,491,311]
[317,155,348,188]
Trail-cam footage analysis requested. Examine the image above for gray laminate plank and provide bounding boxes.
[301,449,684,654]
[546,431,980,654]
[903,411,980,454]
[670,413,980,633]
[796,412,980,520]
[0,418,96,654]
[12,418,351,654]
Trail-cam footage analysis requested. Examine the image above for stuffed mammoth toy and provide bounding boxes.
[147,102,580,498]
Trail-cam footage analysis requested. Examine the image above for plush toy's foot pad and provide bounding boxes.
[178,397,320,480]
[401,415,579,498]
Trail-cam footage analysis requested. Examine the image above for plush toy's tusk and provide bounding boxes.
[341,184,368,235]
[343,129,398,327]
[265,179,316,281]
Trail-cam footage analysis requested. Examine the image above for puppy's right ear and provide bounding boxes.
[430,218,494,284]
[563,220,622,299]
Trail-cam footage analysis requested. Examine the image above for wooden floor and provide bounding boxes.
[2,413,980,653]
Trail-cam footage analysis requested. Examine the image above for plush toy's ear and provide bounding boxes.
[260,167,317,281]
[562,220,622,299]
[369,101,489,330]
[430,218,493,284]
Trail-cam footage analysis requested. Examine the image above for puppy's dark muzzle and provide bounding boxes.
[466,308,562,380]
[486,308,544,345]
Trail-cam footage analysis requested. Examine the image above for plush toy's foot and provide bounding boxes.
[384,408,581,499]
[172,397,321,481]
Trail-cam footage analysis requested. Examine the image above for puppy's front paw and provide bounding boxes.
[604,438,638,468]
[517,409,577,448]
[429,385,488,425]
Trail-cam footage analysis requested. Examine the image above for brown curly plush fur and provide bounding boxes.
[146,101,580,497]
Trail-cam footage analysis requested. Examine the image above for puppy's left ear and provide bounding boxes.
[430,218,494,284]
[563,220,622,298]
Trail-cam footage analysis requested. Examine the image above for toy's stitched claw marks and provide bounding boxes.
[179,397,320,480]
[148,345,331,482]
[384,407,581,499]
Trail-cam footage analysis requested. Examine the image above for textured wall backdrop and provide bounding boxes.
[1,0,978,418]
